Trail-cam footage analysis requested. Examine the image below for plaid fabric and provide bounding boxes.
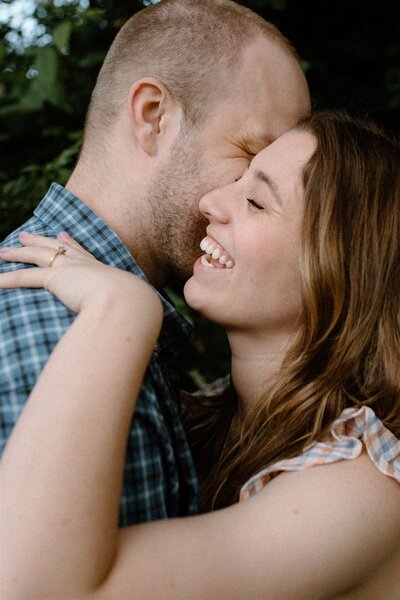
[240,406,400,500]
[0,182,198,525]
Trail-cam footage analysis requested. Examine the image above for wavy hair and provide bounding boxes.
[184,111,400,511]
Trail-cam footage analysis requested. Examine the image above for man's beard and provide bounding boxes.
[145,134,211,284]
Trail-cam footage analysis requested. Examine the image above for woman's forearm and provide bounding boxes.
[1,288,163,599]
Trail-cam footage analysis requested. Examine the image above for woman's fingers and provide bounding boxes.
[0,232,158,315]
[56,232,96,259]
[18,231,65,249]
[0,245,69,268]
[0,267,49,289]
[17,231,96,261]
[0,243,161,316]
[0,232,99,269]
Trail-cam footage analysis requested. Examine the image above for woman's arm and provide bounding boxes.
[0,233,164,597]
[1,234,399,600]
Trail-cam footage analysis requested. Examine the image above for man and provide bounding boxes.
[0,0,310,525]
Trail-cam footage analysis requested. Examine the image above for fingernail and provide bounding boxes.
[58,231,70,240]
[19,231,30,238]
[0,247,11,253]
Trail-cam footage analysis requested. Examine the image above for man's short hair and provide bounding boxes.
[84,0,297,143]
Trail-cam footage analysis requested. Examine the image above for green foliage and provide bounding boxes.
[0,0,399,386]
[0,1,112,233]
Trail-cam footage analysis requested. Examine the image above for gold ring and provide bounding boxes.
[48,246,67,267]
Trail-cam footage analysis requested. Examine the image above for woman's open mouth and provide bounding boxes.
[199,236,235,269]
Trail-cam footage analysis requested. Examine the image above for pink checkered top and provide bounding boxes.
[240,406,400,501]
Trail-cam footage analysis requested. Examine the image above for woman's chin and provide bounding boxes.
[183,278,218,321]
[184,281,232,329]
[183,277,203,312]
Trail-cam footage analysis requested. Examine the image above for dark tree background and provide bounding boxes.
[1,0,399,386]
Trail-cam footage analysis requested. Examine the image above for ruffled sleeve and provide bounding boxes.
[240,406,400,501]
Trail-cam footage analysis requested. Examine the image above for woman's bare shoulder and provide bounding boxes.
[262,448,400,533]
[251,448,400,592]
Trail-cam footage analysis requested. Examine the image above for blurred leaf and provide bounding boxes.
[301,59,311,73]
[53,20,72,54]
[77,51,105,68]
[80,7,106,20]
[18,77,46,111]
[35,46,58,95]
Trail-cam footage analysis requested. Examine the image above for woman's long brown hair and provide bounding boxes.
[184,111,400,512]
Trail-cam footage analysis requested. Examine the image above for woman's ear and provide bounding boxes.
[128,77,179,156]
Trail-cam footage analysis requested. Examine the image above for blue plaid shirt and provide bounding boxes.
[0,183,198,525]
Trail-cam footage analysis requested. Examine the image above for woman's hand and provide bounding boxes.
[0,231,162,318]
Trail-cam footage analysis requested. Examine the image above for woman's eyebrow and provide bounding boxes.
[254,169,283,207]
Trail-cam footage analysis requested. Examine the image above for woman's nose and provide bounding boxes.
[199,184,232,224]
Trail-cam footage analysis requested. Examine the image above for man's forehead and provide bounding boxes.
[236,128,275,155]
[234,108,291,151]
[203,105,287,157]
[232,37,311,131]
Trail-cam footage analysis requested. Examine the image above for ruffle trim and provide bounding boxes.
[240,406,400,501]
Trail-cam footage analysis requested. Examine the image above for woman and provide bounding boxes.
[0,111,399,600]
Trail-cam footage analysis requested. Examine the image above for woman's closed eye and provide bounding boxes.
[246,197,265,210]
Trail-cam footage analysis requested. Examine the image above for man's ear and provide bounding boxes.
[128,77,180,156]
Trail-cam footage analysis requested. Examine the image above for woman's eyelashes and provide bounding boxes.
[246,197,265,210]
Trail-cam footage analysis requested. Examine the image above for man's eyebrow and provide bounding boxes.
[254,170,283,207]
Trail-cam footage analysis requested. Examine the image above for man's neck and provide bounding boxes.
[65,167,164,287]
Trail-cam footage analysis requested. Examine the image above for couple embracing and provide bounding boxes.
[0,1,399,599]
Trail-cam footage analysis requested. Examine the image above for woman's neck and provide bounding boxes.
[227,328,298,413]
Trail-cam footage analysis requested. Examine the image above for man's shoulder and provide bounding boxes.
[1,214,55,256]
[0,257,75,450]
[0,215,71,324]
[0,214,76,395]
[0,283,75,384]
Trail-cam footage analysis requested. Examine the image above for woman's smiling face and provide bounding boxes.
[183,130,317,337]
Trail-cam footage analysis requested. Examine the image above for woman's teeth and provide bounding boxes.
[200,236,235,269]
[201,255,214,268]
